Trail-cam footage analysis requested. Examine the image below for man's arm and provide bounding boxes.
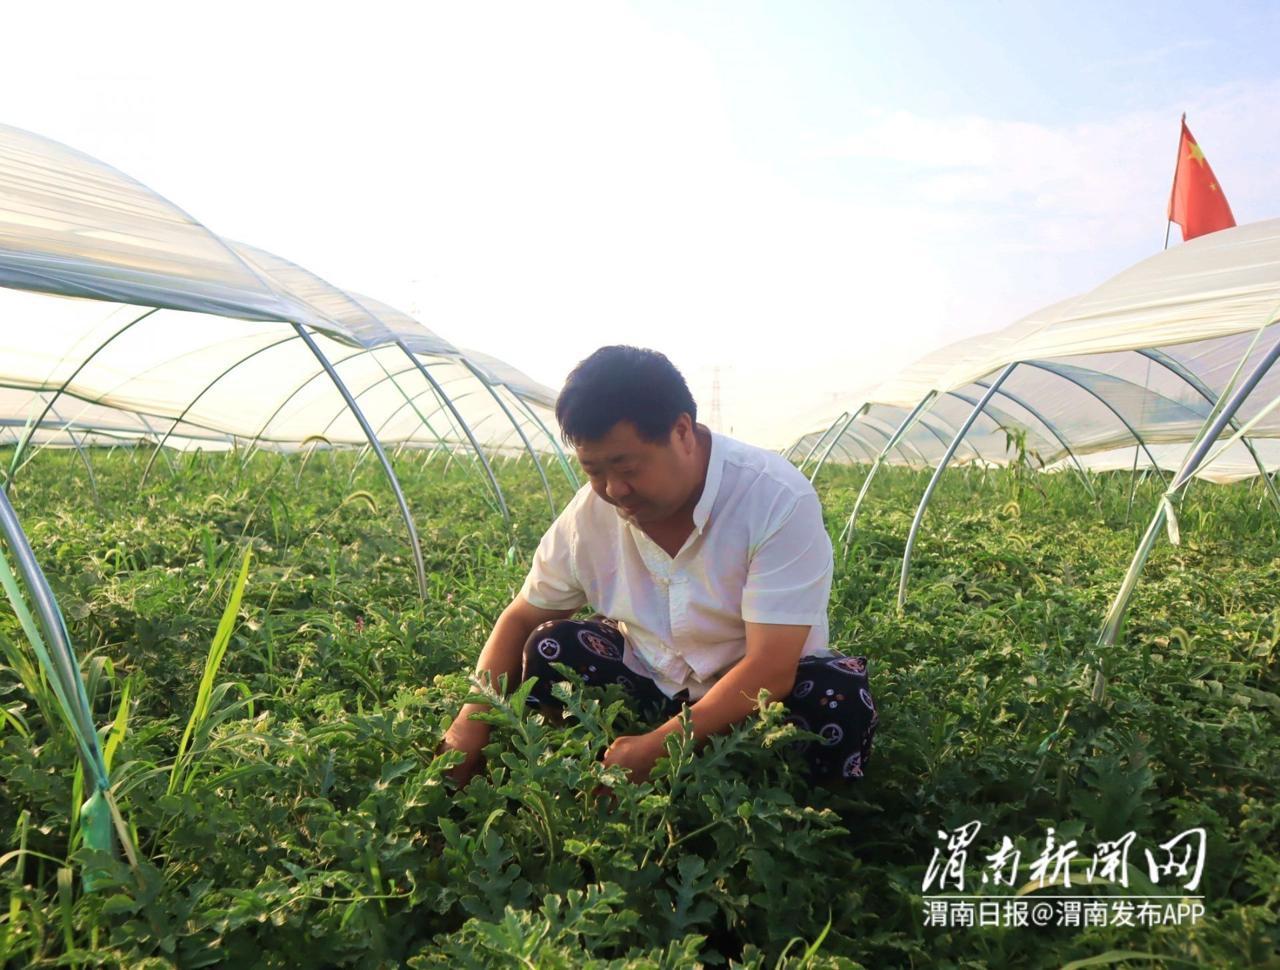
[439,594,575,786]
[601,621,809,782]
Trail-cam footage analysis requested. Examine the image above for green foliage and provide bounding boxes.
[0,448,1275,968]
[168,546,253,797]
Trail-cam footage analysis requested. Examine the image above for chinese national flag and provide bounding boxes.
[1167,118,1236,242]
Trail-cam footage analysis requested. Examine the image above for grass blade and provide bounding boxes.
[168,546,252,796]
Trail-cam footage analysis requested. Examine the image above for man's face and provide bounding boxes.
[575,417,699,525]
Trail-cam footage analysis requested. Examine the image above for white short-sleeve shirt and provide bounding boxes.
[519,431,835,700]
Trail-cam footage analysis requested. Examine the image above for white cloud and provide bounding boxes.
[819,81,1280,253]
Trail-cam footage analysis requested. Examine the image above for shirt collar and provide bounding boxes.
[691,430,724,534]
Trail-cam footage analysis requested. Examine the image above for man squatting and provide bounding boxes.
[439,346,877,789]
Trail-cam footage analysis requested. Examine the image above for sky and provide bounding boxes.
[3,1,1279,446]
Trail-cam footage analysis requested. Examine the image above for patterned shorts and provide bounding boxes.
[521,618,877,785]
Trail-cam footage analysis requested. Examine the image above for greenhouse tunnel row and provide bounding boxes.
[1,120,1278,880]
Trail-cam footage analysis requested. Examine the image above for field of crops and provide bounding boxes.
[0,447,1276,968]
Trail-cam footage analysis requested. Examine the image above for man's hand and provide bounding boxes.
[601,729,667,784]
[437,707,491,788]
[438,596,576,791]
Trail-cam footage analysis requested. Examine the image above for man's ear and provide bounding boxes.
[671,413,694,452]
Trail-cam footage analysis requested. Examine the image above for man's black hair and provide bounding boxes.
[556,346,697,445]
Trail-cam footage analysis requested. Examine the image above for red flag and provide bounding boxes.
[1167,118,1236,242]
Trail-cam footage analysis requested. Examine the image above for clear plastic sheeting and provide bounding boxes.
[0,124,568,476]
[1045,440,1280,484]
[0,288,560,458]
[791,218,1280,485]
[460,348,559,410]
[0,125,344,336]
[0,119,583,633]
[0,387,234,450]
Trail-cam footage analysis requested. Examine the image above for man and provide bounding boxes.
[440,346,876,789]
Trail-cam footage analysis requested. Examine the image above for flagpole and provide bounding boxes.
[1164,112,1186,250]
